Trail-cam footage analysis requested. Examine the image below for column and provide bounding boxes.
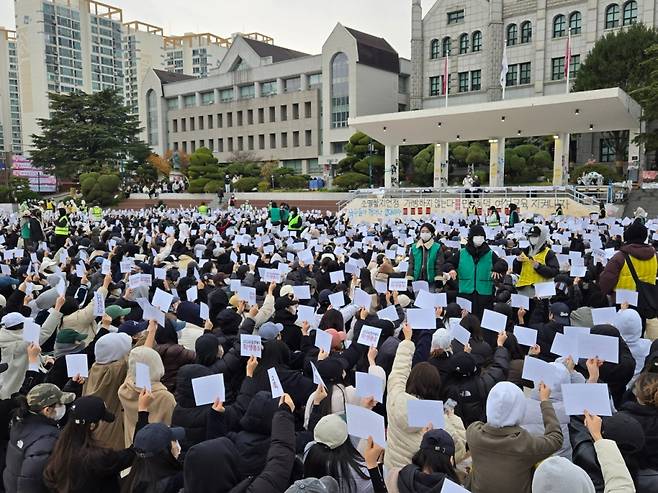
[213,88,220,103]
[300,74,309,91]
[254,82,261,99]
[628,127,642,183]
[433,142,449,188]
[384,144,400,188]
[195,91,202,106]
[277,78,285,95]
[301,159,309,174]
[552,133,569,186]
[488,138,505,187]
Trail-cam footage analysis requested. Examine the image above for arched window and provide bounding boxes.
[569,12,582,34]
[441,36,451,57]
[430,39,440,59]
[330,53,349,129]
[623,1,638,25]
[146,89,158,146]
[520,21,532,43]
[472,31,482,52]
[506,24,517,46]
[459,33,469,54]
[605,4,620,29]
[553,14,566,37]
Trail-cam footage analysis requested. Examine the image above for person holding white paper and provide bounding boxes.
[466,381,563,493]
[513,225,560,299]
[385,323,467,471]
[613,306,651,375]
[60,272,112,345]
[153,319,196,393]
[118,346,176,447]
[444,224,508,319]
[406,223,445,285]
[589,324,636,408]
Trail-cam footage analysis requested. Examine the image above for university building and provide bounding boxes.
[410,0,656,163]
[142,24,410,175]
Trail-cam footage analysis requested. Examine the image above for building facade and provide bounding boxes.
[142,24,410,174]
[0,27,22,155]
[410,0,657,163]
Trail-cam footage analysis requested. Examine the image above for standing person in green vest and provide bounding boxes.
[91,204,103,222]
[280,203,290,224]
[406,223,445,286]
[287,207,303,232]
[53,207,69,250]
[485,206,501,227]
[445,224,508,319]
[269,201,282,226]
[508,203,520,227]
[197,202,209,216]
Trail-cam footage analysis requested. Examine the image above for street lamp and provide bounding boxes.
[367,141,375,188]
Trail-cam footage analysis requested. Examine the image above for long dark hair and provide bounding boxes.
[120,449,182,493]
[43,420,100,491]
[412,448,460,484]
[318,308,344,332]
[304,439,369,493]
[406,362,442,400]
[460,314,484,342]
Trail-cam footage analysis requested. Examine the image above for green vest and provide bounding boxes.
[457,248,494,295]
[412,242,440,281]
[92,206,102,220]
[55,216,69,236]
[288,214,302,230]
[270,207,281,222]
[198,205,208,215]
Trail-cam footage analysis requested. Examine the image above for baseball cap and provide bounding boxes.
[419,429,455,456]
[318,289,332,305]
[27,383,75,411]
[549,302,571,325]
[279,285,295,298]
[118,320,149,336]
[70,395,115,424]
[105,305,131,320]
[134,423,186,457]
[1,312,30,329]
[314,413,348,449]
[55,329,86,344]
[285,477,339,493]
[259,322,284,341]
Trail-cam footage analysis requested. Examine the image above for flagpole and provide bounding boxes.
[500,39,508,100]
[444,54,449,108]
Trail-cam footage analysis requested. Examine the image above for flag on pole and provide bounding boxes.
[443,54,449,107]
[500,41,508,99]
[564,28,572,93]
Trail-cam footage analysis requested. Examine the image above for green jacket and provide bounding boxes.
[410,241,441,281]
[270,207,281,222]
[457,248,494,295]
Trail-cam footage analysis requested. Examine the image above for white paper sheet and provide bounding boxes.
[152,288,174,312]
[577,333,619,363]
[93,291,105,317]
[268,367,284,398]
[22,321,40,344]
[330,270,345,284]
[65,353,89,378]
[534,282,556,298]
[388,278,408,292]
[562,383,612,416]
[238,286,257,305]
[513,325,537,347]
[353,288,372,309]
[357,325,382,347]
[135,362,151,391]
[406,308,436,330]
[345,404,386,448]
[407,399,445,429]
[314,329,333,353]
[481,309,507,332]
[550,332,579,358]
[355,371,385,402]
[510,294,530,310]
[521,356,561,387]
[441,478,470,493]
[192,374,225,406]
[328,291,345,308]
[240,334,262,357]
[455,297,472,312]
[310,362,326,388]
[186,285,198,303]
[199,302,209,321]
[615,290,638,306]
[448,319,471,346]
[292,285,311,300]
[591,307,617,326]
[376,305,399,322]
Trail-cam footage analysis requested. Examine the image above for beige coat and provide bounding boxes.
[117,346,176,447]
[63,286,108,344]
[384,339,467,470]
[595,439,635,493]
[83,358,128,450]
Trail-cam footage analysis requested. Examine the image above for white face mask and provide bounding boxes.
[529,236,539,246]
[473,236,485,247]
[420,232,432,243]
[49,404,66,422]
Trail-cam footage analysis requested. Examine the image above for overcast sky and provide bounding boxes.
[0,0,438,58]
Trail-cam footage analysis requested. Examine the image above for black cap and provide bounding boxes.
[70,396,115,424]
[624,220,648,244]
[549,302,571,325]
[419,429,455,456]
[528,226,542,237]
[134,423,186,457]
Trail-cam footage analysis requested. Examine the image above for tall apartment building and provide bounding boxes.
[0,27,22,155]
[141,23,410,175]
[15,0,125,151]
[163,32,231,77]
[410,0,657,162]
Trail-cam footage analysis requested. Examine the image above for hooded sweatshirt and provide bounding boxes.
[118,346,176,447]
[613,308,652,375]
[82,333,132,450]
[172,364,213,454]
[532,456,595,493]
[466,381,563,493]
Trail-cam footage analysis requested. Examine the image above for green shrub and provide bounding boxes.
[203,180,222,193]
[257,181,270,192]
[188,178,210,193]
[280,176,308,189]
[513,144,541,160]
[333,172,369,190]
[529,150,552,169]
[452,145,468,163]
[233,177,261,192]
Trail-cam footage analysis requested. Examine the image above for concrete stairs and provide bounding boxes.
[624,188,658,217]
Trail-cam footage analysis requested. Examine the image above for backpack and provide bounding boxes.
[622,252,658,319]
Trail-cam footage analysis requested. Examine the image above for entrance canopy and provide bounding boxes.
[349,88,641,145]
